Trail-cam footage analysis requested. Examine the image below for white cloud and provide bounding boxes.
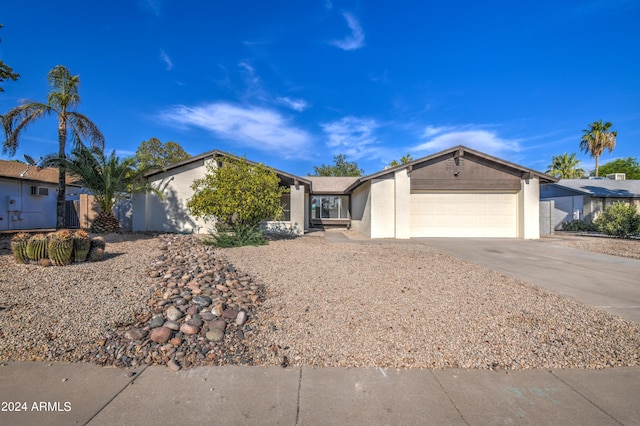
[330,12,365,51]
[139,0,161,16]
[413,129,521,157]
[160,103,311,156]
[160,50,173,70]
[238,61,255,74]
[237,61,261,91]
[321,116,379,159]
[422,125,455,138]
[277,97,309,112]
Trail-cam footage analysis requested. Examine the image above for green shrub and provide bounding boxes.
[204,224,268,248]
[187,156,286,248]
[560,220,598,232]
[595,202,640,238]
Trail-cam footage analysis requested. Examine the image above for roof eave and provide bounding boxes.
[144,149,312,187]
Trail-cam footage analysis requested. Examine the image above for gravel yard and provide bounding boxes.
[225,231,640,369]
[1,230,639,370]
[0,234,159,362]
[544,232,640,260]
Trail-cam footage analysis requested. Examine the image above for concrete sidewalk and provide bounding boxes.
[1,362,638,425]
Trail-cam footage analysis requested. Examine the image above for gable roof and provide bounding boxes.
[345,145,557,192]
[144,149,312,188]
[0,160,79,186]
[306,176,360,194]
[551,179,640,198]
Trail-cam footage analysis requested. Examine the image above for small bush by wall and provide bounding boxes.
[560,220,598,232]
[595,202,640,238]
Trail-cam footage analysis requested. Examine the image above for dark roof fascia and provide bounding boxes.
[310,190,351,195]
[345,145,558,192]
[144,149,312,188]
[143,149,226,177]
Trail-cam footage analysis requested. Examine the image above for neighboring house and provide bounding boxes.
[541,177,640,230]
[0,160,82,231]
[133,145,556,239]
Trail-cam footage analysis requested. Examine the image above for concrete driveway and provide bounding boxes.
[415,238,640,324]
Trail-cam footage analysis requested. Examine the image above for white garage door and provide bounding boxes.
[410,192,518,238]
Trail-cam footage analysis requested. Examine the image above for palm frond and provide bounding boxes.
[2,102,52,155]
[48,145,152,212]
[66,112,105,151]
[46,66,80,110]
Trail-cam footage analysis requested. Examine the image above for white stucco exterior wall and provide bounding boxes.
[394,169,411,239]
[370,177,396,238]
[350,181,371,237]
[519,177,540,239]
[304,192,310,231]
[133,160,211,233]
[289,184,305,235]
[0,179,67,230]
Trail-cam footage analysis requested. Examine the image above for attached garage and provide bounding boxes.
[410,191,518,237]
[347,146,557,239]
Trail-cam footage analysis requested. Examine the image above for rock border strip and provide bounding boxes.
[82,234,264,371]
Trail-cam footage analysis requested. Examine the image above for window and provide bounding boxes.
[30,186,49,196]
[311,195,349,219]
[280,193,291,221]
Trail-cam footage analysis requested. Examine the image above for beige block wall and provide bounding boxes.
[394,169,411,239]
[79,194,100,230]
[518,177,540,239]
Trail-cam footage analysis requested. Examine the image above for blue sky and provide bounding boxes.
[1,0,639,176]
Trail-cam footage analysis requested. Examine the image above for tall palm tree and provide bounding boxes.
[47,145,154,233]
[580,120,617,177]
[545,153,586,179]
[2,65,104,228]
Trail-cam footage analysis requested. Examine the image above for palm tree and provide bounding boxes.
[47,145,154,233]
[2,65,104,228]
[580,120,617,177]
[388,153,414,167]
[545,153,586,179]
